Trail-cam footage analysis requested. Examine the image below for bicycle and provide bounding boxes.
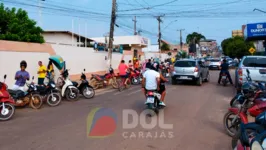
[117,74,131,91]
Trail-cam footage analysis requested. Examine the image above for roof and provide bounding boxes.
[200,39,216,42]
[43,30,94,41]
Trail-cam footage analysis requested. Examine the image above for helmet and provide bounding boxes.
[20,60,27,68]
[152,63,159,72]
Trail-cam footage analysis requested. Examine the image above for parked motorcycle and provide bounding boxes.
[232,111,266,150]
[0,75,16,121]
[72,69,95,99]
[145,90,164,117]
[8,76,43,109]
[60,69,79,101]
[223,79,266,137]
[36,75,62,107]
[129,69,142,85]
[90,67,118,90]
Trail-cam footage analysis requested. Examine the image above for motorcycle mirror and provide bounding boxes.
[84,68,86,72]
[4,74,6,79]
[32,76,34,80]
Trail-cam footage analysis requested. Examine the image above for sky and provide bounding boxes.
[2,0,266,45]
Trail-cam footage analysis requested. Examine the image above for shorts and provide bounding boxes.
[38,78,45,85]
[120,74,129,78]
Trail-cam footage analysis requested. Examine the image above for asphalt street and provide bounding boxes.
[0,70,236,150]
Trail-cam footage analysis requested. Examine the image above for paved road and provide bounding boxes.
[0,70,235,150]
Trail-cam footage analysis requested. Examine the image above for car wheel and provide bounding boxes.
[196,76,202,86]
[205,72,210,82]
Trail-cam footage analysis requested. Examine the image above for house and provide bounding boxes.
[42,31,94,47]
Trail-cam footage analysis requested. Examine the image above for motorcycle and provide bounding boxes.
[129,69,142,85]
[8,76,43,109]
[72,69,95,99]
[36,74,62,107]
[60,69,79,101]
[223,78,266,137]
[0,75,16,121]
[232,112,266,150]
[145,90,164,117]
[221,72,228,86]
[49,55,79,101]
[90,67,118,90]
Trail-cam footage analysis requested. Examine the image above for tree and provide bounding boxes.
[161,43,170,51]
[186,32,206,44]
[0,3,44,43]
[221,36,254,58]
[176,50,188,59]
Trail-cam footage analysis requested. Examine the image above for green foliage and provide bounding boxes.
[186,32,206,44]
[221,36,255,58]
[176,50,188,59]
[0,3,44,43]
[161,43,170,51]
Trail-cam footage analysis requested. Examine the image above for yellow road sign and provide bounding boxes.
[249,47,256,54]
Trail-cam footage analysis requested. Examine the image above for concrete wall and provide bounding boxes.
[144,52,170,60]
[0,40,124,88]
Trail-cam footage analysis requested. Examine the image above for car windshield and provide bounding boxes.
[175,61,196,67]
[210,59,220,62]
[243,57,266,67]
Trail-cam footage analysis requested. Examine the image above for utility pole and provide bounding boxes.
[156,15,164,59]
[108,0,117,67]
[177,29,185,50]
[133,16,137,35]
[38,0,45,27]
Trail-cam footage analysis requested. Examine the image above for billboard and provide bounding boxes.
[245,22,266,40]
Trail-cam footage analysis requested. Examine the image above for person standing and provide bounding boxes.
[12,60,30,91]
[37,61,47,85]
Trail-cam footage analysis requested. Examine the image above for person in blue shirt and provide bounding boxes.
[218,59,233,85]
[12,60,30,91]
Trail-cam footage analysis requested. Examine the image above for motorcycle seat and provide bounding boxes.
[36,85,46,91]
[72,81,78,87]
[8,89,25,98]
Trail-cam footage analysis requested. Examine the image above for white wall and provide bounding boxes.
[91,35,148,45]
[0,51,51,88]
[144,52,169,61]
[51,45,123,75]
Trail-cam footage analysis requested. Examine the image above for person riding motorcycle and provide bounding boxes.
[218,59,233,85]
[153,62,167,106]
[142,62,166,106]
[12,60,30,91]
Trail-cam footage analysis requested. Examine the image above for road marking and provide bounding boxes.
[127,89,141,95]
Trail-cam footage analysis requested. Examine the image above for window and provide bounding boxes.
[243,57,266,67]
[210,59,220,62]
[175,61,196,67]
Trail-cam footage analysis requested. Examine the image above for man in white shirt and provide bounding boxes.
[141,64,160,94]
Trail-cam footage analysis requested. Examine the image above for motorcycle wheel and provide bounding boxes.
[82,87,95,99]
[111,78,118,89]
[145,104,156,117]
[90,78,100,90]
[131,77,140,85]
[65,88,79,101]
[29,94,43,109]
[230,97,239,107]
[46,92,62,107]
[222,80,227,86]
[0,103,15,121]
[223,111,241,137]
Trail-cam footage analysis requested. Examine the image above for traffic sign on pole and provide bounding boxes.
[249,47,256,55]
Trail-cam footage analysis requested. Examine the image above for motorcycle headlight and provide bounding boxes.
[34,87,37,90]
[51,84,55,88]
[251,141,263,150]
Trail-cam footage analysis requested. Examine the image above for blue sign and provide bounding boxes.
[245,22,266,39]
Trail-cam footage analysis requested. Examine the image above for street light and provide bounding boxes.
[253,8,266,14]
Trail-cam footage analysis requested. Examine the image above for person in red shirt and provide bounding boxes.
[118,60,129,79]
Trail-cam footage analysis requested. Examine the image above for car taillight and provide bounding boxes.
[238,68,243,81]
[194,67,198,72]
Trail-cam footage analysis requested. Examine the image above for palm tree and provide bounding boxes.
[186,32,206,44]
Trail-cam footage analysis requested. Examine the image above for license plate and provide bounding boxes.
[146,97,154,103]
[180,76,188,79]
[222,76,226,79]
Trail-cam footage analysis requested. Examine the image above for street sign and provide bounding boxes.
[249,47,256,54]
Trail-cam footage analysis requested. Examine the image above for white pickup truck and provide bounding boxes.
[235,56,266,90]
